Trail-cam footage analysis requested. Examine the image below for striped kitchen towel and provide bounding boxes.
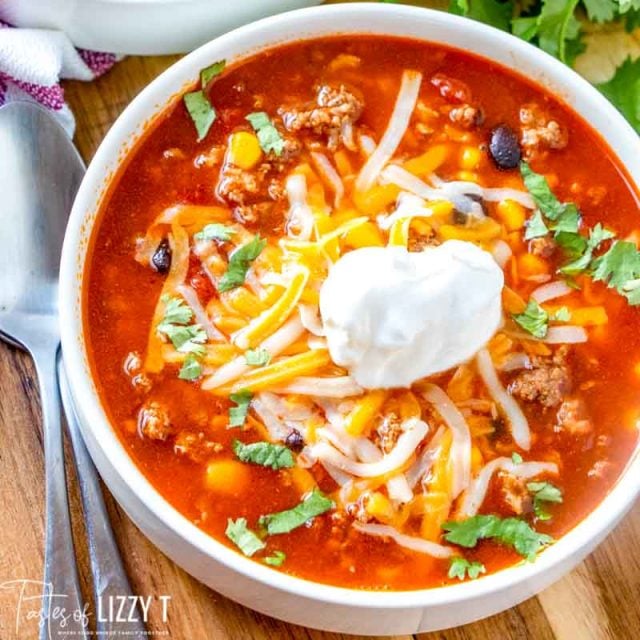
[0,19,117,135]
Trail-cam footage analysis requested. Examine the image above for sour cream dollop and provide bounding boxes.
[319,241,504,389]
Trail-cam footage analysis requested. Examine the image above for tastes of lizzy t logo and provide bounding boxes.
[0,579,171,638]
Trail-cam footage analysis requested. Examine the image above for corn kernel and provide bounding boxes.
[365,492,395,523]
[228,131,262,170]
[455,170,479,182]
[496,199,526,231]
[344,221,384,248]
[205,459,250,494]
[460,146,482,171]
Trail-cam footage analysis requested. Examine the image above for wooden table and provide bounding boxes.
[1,52,639,640]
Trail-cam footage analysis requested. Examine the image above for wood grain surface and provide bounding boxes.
[0,50,639,640]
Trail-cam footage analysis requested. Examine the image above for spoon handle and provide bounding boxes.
[32,343,88,640]
[57,356,148,638]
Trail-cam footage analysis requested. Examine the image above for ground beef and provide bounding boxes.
[529,235,556,258]
[280,84,363,150]
[499,473,532,515]
[520,103,568,155]
[375,413,403,453]
[345,494,373,523]
[174,431,222,463]
[137,401,172,441]
[555,398,593,435]
[448,104,483,129]
[217,164,262,205]
[408,229,440,252]
[509,347,570,409]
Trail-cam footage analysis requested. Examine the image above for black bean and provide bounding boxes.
[284,429,304,452]
[151,238,172,273]
[489,125,521,170]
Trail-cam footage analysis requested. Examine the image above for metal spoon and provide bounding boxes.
[0,102,145,639]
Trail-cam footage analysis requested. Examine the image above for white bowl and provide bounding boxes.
[5,0,320,54]
[60,3,640,634]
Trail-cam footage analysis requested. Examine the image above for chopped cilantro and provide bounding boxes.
[448,557,487,581]
[513,300,548,338]
[534,0,583,64]
[264,551,287,567]
[448,0,512,31]
[232,440,295,470]
[178,354,203,381]
[591,240,640,304]
[597,57,640,133]
[194,223,235,242]
[524,210,549,240]
[218,235,266,293]
[228,390,253,428]
[246,112,285,156]
[157,296,207,356]
[511,452,523,465]
[559,223,615,276]
[159,294,192,325]
[259,490,334,535]
[184,90,216,142]
[583,0,617,22]
[520,162,580,235]
[200,60,226,87]
[442,514,554,561]
[527,481,563,520]
[245,348,271,366]
[225,518,266,557]
[160,323,207,355]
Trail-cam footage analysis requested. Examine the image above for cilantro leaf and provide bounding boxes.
[527,481,563,520]
[449,0,513,31]
[232,440,295,470]
[597,57,640,134]
[591,240,640,294]
[184,90,216,142]
[225,518,266,557]
[246,112,286,156]
[178,353,203,380]
[582,0,617,22]
[160,323,207,355]
[448,557,487,581]
[195,223,235,242]
[559,223,615,276]
[511,452,523,465]
[520,162,569,222]
[245,348,271,366]
[200,60,226,87]
[228,390,253,428]
[259,490,334,535]
[218,236,267,293]
[524,210,549,240]
[157,296,207,356]
[513,300,549,338]
[442,515,554,561]
[159,294,193,325]
[264,551,286,566]
[535,0,583,64]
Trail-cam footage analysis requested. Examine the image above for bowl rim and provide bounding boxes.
[60,2,640,610]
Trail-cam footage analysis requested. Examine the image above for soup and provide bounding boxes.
[85,36,639,590]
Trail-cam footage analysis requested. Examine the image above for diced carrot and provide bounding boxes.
[205,459,250,494]
[570,306,608,326]
[521,340,551,356]
[518,252,549,278]
[502,286,527,314]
